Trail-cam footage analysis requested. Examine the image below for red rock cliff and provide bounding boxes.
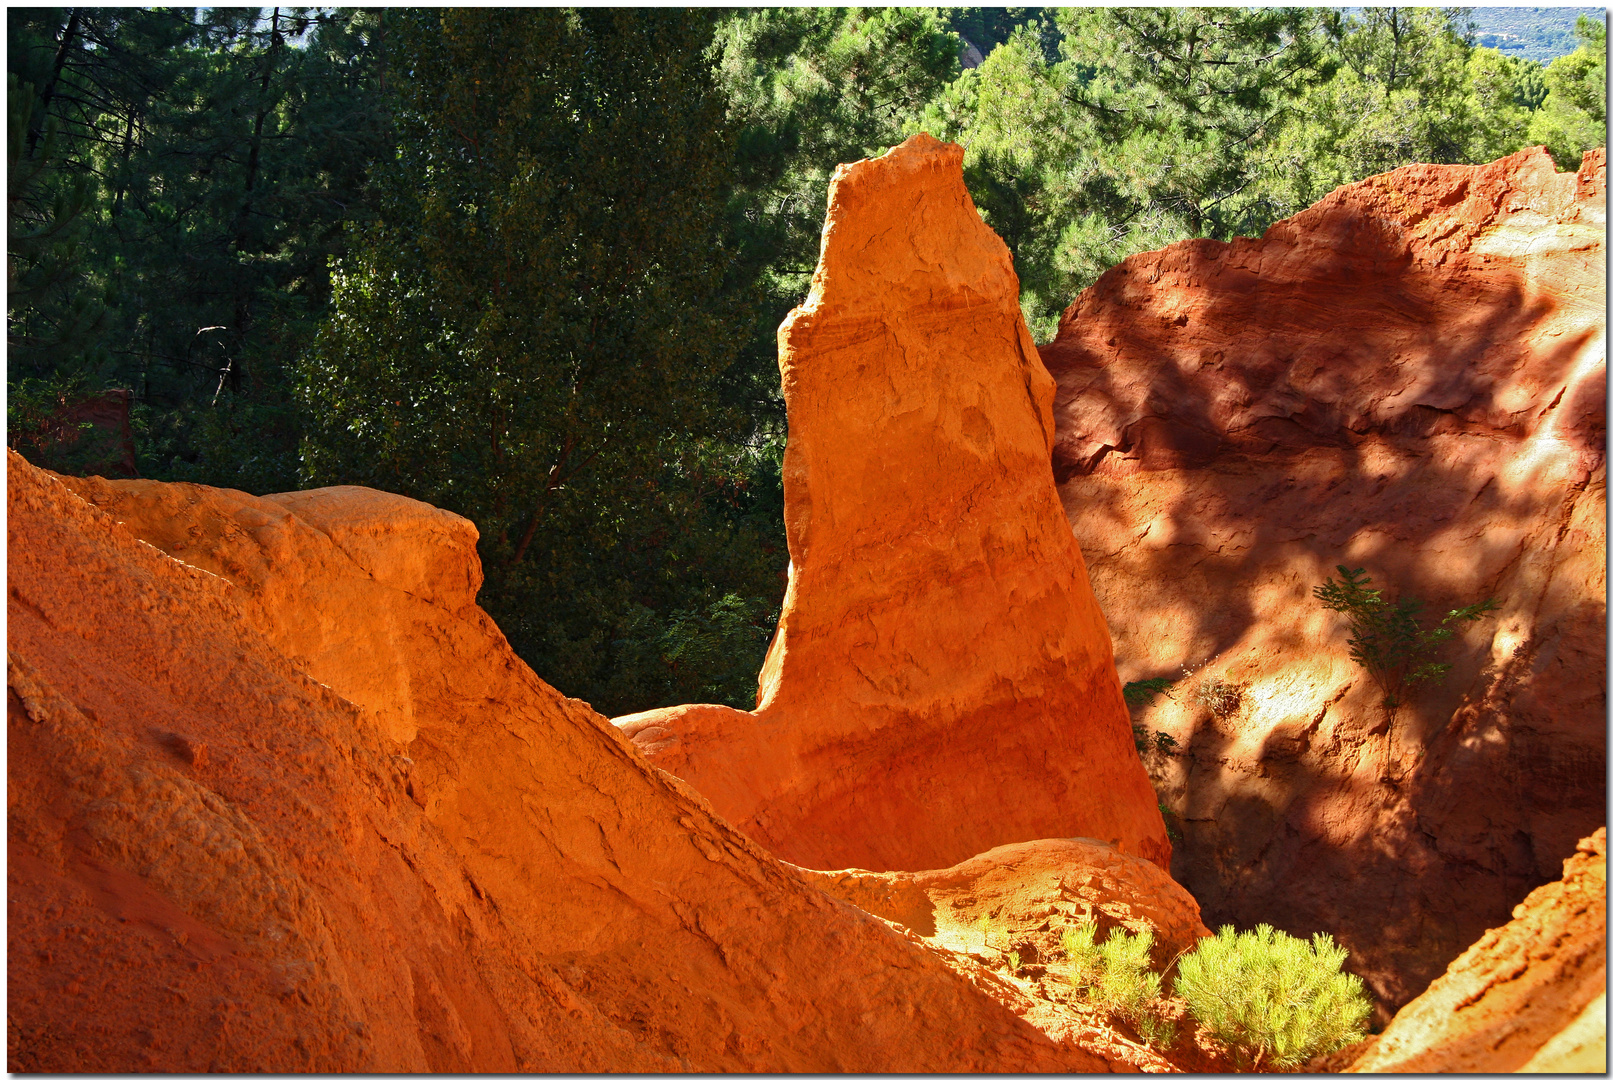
[1042,146,1606,1017]
[617,133,1170,874]
[8,451,1124,1072]
[1346,828,1605,1073]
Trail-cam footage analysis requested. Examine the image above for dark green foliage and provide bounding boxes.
[1123,677,1175,709]
[618,593,779,711]
[1314,566,1499,713]
[1136,726,1179,759]
[300,10,784,714]
[6,372,119,474]
[1060,7,1340,237]
[942,8,1057,63]
[1157,802,1182,843]
[8,74,113,381]
[7,8,392,487]
[1263,7,1543,211]
[920,6,1580,339]
[1173,924,1371,1069]
[1124,677,1179,760]
[714,7,960,404]
[922,7,1340,336]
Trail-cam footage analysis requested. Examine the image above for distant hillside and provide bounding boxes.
[952,8,1606,70]
[1467,8,1605,63]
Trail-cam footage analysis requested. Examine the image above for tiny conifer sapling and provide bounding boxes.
[1314,565,1498,714]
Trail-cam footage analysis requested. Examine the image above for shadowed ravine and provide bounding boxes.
[1043,146,1606,1019]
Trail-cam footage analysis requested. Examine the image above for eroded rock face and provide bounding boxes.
[797,838,1213,1072]
[1042,146,1606,1016]
[617,133,1169,874]
[1346,828,1606,1073]
[8,451,1119,1073]
[800,837,1209,972]
[53,476,484,746]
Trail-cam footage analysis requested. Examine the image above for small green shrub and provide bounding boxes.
[1314,565,1498,714]
[1173,923,1371,1070]
[1095,927,1163,1017]
[1157,801,1183,843]
[1061,919,1174,1047]
[1123,676,1180,760]
[1060,918,1101,985]
[975,912,998,950]
[1123,676,1174,708]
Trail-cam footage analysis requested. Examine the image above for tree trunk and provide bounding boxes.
[26,9,81,159]
[228,7,284,394]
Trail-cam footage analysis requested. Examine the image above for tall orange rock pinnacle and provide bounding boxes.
[618,133,1170,872]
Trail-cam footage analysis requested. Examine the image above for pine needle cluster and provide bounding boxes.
[1059,919,1101,985]
[1060,920,1174,1046]
[1314,565,1497,713]
[1172,923,1371,1070]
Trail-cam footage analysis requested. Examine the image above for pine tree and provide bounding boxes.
[301,9,782,713]
[1528,15,1608,168]
[6,8,392,488]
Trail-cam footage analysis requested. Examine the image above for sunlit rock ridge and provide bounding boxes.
[617,133,1171,875]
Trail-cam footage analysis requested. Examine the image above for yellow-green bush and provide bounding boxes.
[1061,919,1174,1047]
[1173,923,1371,1069]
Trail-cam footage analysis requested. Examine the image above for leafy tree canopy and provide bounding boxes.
[922,5,1594,338]
[1527,14,1608,167]
[7,7,391,491]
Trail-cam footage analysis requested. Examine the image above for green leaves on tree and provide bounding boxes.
[919,6,1602,340]
[8,75,114,382]
[1527,16,1608,167]
[7,8,393,489]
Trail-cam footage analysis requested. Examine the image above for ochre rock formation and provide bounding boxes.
[799,837,1209,970]
[796,838,1216,1072]
[800,838,1213,1072]
[617,133,1169,874]
[8,451,1128,1072]
[1041,146,1606,1017]
[1344,828,1606,1073]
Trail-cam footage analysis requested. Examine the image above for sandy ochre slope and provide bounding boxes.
[8,448,1130,1073]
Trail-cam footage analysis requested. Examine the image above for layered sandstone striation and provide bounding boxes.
[617,133,1169,874]
[1346,828,1606,1073]
[8,451,1126,1072]
[1042,146,1606,1016]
